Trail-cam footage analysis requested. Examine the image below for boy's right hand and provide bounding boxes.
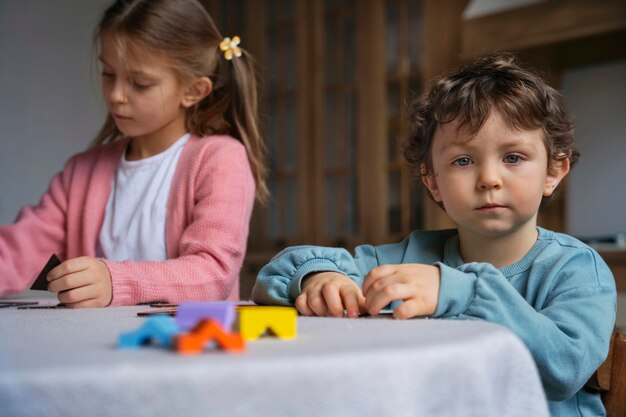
[295,272,365,318]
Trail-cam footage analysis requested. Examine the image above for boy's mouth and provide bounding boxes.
[477,203,506,210]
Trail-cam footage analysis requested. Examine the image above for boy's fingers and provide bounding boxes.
[341,288,361,318]
[321,282,344,317]
[307,291,329,316]
[295,293,314,316]
[393,299,421,320]
[366,283,411,316]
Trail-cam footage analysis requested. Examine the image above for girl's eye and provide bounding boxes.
[504,154,521,164]
[101,72,115,79]
[132,79,154,90]
[453,157,472,167]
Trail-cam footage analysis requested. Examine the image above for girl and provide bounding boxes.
[0,0,267,307]
[252,53,616,417]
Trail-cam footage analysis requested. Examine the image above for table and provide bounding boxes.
[0,291,549,417]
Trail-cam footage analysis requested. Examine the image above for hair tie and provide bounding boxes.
[219,36,242,60]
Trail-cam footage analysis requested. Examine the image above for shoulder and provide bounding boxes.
[536,227,613,286]
[538,227,601,257]
[177,135,254,195]
[184,134,247,161]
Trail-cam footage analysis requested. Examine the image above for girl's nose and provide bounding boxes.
[477,163,502,190]
[108,81,127,104]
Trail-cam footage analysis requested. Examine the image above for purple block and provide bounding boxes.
[175,302,236,331]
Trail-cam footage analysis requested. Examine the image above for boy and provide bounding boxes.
[251,53,616,417]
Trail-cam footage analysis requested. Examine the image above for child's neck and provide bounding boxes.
[457,223,539,269]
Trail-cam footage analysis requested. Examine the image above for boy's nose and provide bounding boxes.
[477,164,502,190]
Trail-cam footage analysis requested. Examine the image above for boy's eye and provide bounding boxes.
[453,157,472,167]
[504,154,521,164]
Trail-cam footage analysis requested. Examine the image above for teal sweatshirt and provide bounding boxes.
[252,227,616,417]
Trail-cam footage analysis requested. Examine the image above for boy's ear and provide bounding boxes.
[421,165,443,203]
[543,158,570,197]
[181,76,212,108]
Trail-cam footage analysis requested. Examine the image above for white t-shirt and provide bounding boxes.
[97,133,190,261]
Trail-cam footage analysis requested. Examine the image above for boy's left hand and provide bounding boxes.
[46,257,112,308]
[362,263,440,319]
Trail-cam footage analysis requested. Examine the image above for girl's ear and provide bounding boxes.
[421,165,443,203]
[543,158,570,197]
[181,77,212,108]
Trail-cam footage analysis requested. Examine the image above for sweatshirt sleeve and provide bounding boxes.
[433,248,616,402]
[0,158,73,295]
[251,244,382,305]
[102,139,256,305]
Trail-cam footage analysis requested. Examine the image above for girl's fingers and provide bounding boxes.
[56,284,96,305]
[63,298,102,309]
[47,271,92,293]
[47,257,89,281]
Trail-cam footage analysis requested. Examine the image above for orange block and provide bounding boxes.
[175,319,245,354]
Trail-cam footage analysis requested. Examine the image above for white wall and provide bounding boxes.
[0,1,109,224]
[563,59,626,239]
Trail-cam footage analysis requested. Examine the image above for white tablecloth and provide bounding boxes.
[0,292,549,417]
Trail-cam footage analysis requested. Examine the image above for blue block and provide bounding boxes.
[119,315,181,349]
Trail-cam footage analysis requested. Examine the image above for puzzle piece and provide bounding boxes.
[175,319,245,354]
[119,315,180,349]
[237,306,297,340]
[175,301,236,331]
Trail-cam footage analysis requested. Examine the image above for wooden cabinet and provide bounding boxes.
[204,0,456,297]
[203,0,626,298]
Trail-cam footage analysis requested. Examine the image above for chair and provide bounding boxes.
[586,331,626,417]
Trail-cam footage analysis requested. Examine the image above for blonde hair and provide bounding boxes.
[93,0,268,202]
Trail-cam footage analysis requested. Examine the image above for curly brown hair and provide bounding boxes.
[404,52,578,208]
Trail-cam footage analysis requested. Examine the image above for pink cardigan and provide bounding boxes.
[0,135,255,305]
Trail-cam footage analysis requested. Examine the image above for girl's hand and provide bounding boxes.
[295,272,366,318]
[47,257,113,308]
[362,264,440,319]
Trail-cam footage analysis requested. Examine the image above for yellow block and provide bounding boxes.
[237,306,298,340]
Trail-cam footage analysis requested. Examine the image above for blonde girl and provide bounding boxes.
[0,0,266,307]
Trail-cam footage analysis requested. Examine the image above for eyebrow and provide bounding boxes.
[97,56,155,78]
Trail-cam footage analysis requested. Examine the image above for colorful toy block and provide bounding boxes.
[175,319,245,354]
[237,306,297,340]
[175,301,236,331]
[119,315,180,349]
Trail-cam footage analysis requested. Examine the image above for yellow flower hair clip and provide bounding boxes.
[219,36,242,60]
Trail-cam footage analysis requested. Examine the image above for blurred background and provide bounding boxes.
[1,0,625,316]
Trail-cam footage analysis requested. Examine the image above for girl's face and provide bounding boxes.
[422,110,569,241]
[99,37,188,148]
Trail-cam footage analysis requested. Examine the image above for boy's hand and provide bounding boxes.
[295,272,365,318]
[46,257,112,308]
[362,264,440,319]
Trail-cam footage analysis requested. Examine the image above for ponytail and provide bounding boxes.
[188,48,268,203]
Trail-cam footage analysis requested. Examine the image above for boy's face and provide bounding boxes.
[422,110,569,240]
